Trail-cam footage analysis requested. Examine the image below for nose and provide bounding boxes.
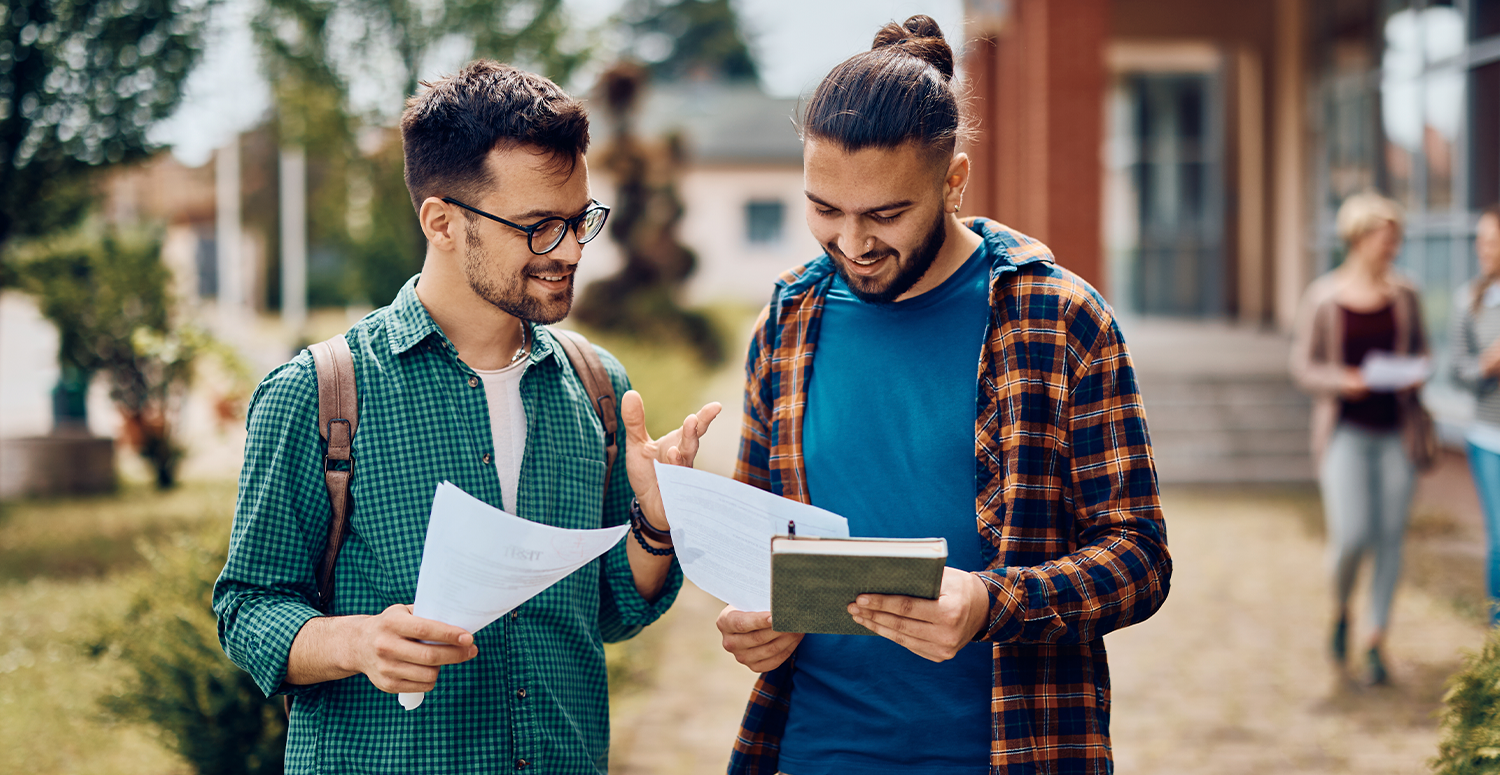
[550,229,585,265]
[836,220,870,258]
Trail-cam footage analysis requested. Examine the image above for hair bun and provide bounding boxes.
[871,15,954,80]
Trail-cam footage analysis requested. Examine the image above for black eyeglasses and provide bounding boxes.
[442,197,611,255]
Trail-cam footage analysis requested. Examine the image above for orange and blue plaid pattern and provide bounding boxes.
[729,219,1172,775]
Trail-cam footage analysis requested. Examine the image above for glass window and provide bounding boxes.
[1472,0,1500,41]
[1472,61,1500,211]
[1424,66,1463,210]
[745,200,784,245]
[1381,7,1421,207]
[1325,74,1380,213]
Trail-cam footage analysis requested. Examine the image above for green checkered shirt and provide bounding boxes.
[213,276,682,774]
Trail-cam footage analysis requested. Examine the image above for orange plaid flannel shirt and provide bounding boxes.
[728,219,1172,775]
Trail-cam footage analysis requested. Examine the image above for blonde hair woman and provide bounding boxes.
[1290,192,1429,685]
[1447,205,1500,624]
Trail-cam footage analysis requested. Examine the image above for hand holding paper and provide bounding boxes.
[1360,351,1430,391]
[398,482,629,710]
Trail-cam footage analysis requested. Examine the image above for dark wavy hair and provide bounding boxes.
[400,59,589,214]
[801,15,970,161]
[1471,204,1500,311]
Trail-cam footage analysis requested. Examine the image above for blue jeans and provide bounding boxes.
[1466,440,1500,625]
[1319,423,1415,633]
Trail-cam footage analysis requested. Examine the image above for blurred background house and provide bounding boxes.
[960,0,1499,483]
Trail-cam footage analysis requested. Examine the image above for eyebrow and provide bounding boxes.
[804,192,915,215]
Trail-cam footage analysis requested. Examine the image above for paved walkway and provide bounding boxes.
[611,483,1491,774]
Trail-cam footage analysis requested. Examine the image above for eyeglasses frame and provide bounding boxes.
[441,196,611,255]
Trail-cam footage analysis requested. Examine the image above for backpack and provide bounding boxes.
[305,328,619,613]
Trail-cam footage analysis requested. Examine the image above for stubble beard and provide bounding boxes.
[462,219,574,324]
[831,206,947,304]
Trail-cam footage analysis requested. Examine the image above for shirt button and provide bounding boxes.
[468,376,479,388]
[516,688,527,698]
[515,759,528,769]
[482,453,492,465]
[510,610,519,620]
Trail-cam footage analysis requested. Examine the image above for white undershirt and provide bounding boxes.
[472,358,529,511]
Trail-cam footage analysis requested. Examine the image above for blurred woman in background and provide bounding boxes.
[1448,205,1500,627]
[1291,191,1430,686]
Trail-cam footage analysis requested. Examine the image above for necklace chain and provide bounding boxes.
[510,320,530,364]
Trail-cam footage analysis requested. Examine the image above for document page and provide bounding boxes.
[400,481,628,710]
[1361,351,1431,391]
[653,462,848,612]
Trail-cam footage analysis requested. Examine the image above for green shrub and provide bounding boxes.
[88,527,286,775]
[1434,626,1500,774]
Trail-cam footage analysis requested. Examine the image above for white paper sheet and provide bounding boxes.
[653,461,849,612]
[1360,351,1431,391]
[399,481,629,710]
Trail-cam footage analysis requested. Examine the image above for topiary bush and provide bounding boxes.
[1434,626,1500,774]
[87,526,286,775]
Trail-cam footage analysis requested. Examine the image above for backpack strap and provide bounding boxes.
[549,328,619,505]
[308,334,358,613]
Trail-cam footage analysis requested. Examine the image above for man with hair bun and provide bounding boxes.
[715,16,1172,774]
[214,59,718,773]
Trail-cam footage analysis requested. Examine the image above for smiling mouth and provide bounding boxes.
[527,266,574,283]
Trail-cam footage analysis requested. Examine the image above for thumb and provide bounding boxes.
[621,390,651,446]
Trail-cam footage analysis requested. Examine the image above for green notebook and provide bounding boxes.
[769,535,947,636]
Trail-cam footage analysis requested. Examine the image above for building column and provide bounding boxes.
[961,0,1109,295]
[1271,0,1309,331]
[280,145,308,335]
[215,137,244,335]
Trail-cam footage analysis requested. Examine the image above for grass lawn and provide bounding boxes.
[0,482,236,774]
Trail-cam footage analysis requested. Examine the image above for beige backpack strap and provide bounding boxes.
[308,334,358,613]
[550,328,619,506]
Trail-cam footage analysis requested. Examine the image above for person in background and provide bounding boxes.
[1448,204,1500,625]
[1290,191,1430,686]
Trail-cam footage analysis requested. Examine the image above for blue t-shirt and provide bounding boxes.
[778,246,993,775]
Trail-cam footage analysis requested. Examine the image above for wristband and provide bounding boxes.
[630,498,674,556]
[630,498,673,544]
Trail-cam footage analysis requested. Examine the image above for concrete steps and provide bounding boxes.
[1138,375,1314,484]
[1120,318,1314,484]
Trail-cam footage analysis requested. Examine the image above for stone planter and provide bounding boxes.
[0,435,116,498]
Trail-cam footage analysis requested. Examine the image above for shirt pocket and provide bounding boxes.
[546,455,607,531]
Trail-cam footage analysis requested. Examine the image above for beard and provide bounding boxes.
[829,207,947,304]
[462,220,574,324]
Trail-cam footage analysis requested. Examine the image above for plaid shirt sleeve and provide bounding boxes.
[973,271,1171,645]
[213,355,329,697]
[733,305,775,492]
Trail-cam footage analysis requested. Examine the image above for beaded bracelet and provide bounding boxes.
[630,498,675,556]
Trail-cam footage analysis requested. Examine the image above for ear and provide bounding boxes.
[942,152,971,215]
[419,197,463,253]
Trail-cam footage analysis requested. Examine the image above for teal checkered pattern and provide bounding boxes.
[213,276,682,774]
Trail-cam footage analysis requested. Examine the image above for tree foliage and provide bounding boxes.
[1435,626,1500,774]
[9,227,242,488]
[0,0,212,252]
[575,62,723,364]
[619,0,758,84]
[88,527,287,775]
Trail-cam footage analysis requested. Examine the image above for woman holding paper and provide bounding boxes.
[1448,205,1500,626]
[1290,191,1431,686]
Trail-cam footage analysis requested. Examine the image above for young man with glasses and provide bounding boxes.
[214,59,718,774]
[714,17,1171,774]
